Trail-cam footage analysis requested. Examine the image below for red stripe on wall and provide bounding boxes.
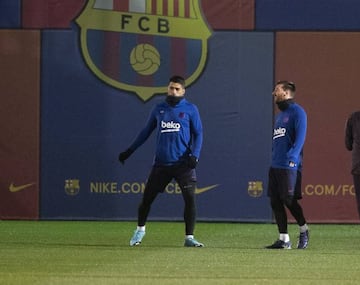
[22,0,86,28]
[201,0,254,30]
[276,32,360,223]
[0,30,40,219]
[171,38,186,77]
[152,0,157,14]
[102,31,120,81]
[114,0,129,11]
[174,0,179,17]
[163,0,168,16]
[184,0,190,18]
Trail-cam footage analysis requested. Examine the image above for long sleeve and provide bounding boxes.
[190,105,203,158]
[287,107,307,162]
[128,108,157,152]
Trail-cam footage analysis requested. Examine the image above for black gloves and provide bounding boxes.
[118,148,134,164]
[188,156,198,169]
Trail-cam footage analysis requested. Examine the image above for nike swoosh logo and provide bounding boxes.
[9,183,35,193]
[195,184,219,194]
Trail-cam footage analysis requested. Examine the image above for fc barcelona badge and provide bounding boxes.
[76,0,212,101]
[248,181,263,198]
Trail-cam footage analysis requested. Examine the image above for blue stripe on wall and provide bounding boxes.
[256,0,360,30]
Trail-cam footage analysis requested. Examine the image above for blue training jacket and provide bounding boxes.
[128,98,203,166]
[272,102,307,170]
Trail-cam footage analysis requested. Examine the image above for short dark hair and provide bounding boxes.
[169,75,185,87]
[277,80,296,92]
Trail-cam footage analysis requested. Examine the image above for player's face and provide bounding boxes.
[168,82,185,97]
[272,84,288,103]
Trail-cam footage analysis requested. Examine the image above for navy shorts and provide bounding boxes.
[267,167,302,200]
[145,164,197,193]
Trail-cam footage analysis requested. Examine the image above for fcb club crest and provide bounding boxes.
[248,181,263,198]
[76,0,212,101]
[65,179,80,196]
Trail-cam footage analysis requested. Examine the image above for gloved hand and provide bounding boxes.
[118,148,134,164]
[188,156,198,169]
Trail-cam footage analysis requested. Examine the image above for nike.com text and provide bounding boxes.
[90,182,182,194]
[304,184,355,196]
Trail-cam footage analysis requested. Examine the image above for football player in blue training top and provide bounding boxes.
[266,80,310,249]
[119,75,204,247]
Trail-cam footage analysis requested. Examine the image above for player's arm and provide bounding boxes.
[119,108,157,164]
[189,105,203,159]
[128,110,157,151]
[287,108,307,165]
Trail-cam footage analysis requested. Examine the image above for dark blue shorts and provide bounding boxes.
[267,167,302,200]
[145,164,197,193]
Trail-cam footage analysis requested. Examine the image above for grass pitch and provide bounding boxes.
[0,221,360,285]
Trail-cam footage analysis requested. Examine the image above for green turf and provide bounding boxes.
[0,221,359,285]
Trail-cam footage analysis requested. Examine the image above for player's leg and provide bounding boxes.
[285,170,309,249]
[266,168,291,249]
[287,199,306,226]
[271,195,288,234]
[180,181,196,236]
[287,199,309,249]
[176,166,203,247]
[130,166,171,246]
